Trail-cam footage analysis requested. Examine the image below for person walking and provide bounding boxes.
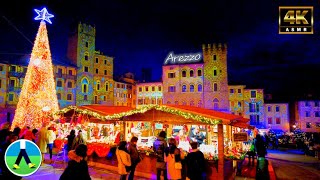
[60,144,91,180]
[256,134,267,158]
[116,141,131,180]
[127,136,141,180]
[67,130,76,152]
[153,131,168,180]
[164,138,182,180]
[37,123,48,164]
[47,127,56,163]
[186,142,206,180]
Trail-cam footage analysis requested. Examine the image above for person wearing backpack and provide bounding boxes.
[186,142,206,180]
[153,131,168,180]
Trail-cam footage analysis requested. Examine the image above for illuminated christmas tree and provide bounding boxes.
[11,8,59,130]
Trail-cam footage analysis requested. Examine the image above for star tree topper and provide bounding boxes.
[34,7,54,24]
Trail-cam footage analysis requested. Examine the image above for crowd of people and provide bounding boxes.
[116,130,207,180]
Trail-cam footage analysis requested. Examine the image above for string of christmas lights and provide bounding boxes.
[56,105,222,125]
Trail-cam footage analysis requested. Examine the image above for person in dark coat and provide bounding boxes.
[127,136,141,180]
[186,142,206,180]
[255,134,267,158]
[60,144,91,180]
[66,129,76,152]
[153,131,168,180]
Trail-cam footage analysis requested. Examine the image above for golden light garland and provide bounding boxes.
[11,21,59,130]
[56,105,222,125]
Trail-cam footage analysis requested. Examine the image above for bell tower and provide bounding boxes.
[203,43,229,112]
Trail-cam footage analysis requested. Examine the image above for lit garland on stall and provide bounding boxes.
[11,8,59,130]
[56,105,222,125]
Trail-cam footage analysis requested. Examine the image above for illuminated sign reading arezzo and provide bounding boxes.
[164,52,202,65]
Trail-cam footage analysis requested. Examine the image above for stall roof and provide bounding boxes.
[57,105,250,127]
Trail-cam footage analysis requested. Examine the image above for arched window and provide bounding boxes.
[182,85,187,92]
[190,85,194,92]
[190,100,195,106]
[84,52,89,61]
[57,93,61,100]
[213,98,219,110]
[105,83,109,91]
[182,101,187,105]
[198,84,202,92]
[213,67,218,77]
[197,69,202,76]
[175,101,179,105]
[198,100,202,107]
[182,70,187,77]
[82,78,89,93]
[213,83,218,92]
[190,70,194,77]
[96,81,100,90]
[167,101,171,104]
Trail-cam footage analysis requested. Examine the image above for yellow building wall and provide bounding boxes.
[264,103,290,132]
[137,82,163,108]
[228,85,246,116]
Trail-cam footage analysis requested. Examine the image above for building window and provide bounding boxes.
[213,69,217,76]
[306,111,311,117]
[190,100,195,106]
[58,68,62,75]
[82,78,88,93]
[182,71,186,77]
[0,66,3,71]
[152,86,155,91]
[85,42,88,47]
[11,66,16,72]
[57,93,61,100]
[104,70,107,75]
[8,94,14,101]
[213,54,216,60]
[305,101,310,106]
[315,101,319,107]
[97,82,100,90]
[190,70,194,77]
[67,94,72,100]
[276,117,281,124]
[306,122,311,128]
[249,103,256,112]
[268,106,271,112]
[268,117,272,124]
[213,83,218,92]
[158,86,162,91]
[230,89,234,93]
[85,55,89,61]
[116,84,120,88]
[95,57,99,63]
[238,102,242,107]
[104,60,107,65]
[315,111,320,117]
[145,86,149,91]
[105,83,109,91]
[168,73,175,78]
[68,70,73,75]
[169,86,176,92]
[182,85,187,92]
[198,84,202,92]
[275,106,280,112]
[84,66,89,72]
[175,101,179,105]
[57,80,62,87]
[95,69,99,74]
[9,79,15,87]
[138,99,143,105]
[67,81,72,88]
[190,85,194,92]
[84,95,87,101]
[213,98,219,110]
[197,69,202,76]
[251,90,257,98]
[250,115,258,125]
[103,96,106,101]
[238,89,242,93]
[139,87,142,92]
[198,100,202,107]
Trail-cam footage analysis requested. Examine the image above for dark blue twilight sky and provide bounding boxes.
[0,0,319,101]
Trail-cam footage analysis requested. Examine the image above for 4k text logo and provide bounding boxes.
[279,6,313,34]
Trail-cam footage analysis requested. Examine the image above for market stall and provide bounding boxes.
[57,105,253,180]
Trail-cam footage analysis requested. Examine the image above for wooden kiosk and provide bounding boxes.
[57,105,252,180]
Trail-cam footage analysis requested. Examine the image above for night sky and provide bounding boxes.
[0,0,319,101]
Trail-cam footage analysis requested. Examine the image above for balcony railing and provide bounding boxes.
[55,73,77,80]
[9,71,25,78]
[8,86,21,92]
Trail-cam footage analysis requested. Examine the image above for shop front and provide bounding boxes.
[56,105,253,180]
